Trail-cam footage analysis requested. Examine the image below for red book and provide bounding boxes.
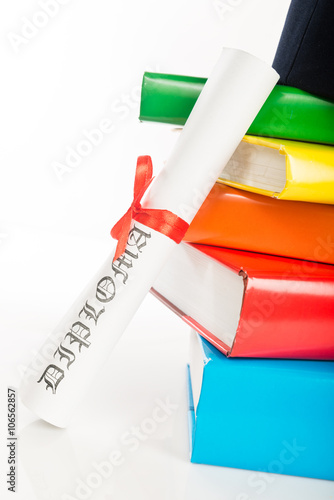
[152,243,334,359]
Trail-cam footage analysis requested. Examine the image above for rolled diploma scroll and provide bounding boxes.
[20,48,278,427]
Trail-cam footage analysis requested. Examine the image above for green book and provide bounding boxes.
[139,72,334,145]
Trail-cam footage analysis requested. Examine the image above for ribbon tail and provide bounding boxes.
[111,209,132,262]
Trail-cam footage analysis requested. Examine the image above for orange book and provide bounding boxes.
[184,183,334,265]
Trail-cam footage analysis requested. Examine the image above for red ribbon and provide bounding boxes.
[111,155,189,262]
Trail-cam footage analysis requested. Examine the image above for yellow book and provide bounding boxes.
[218,135,334,204]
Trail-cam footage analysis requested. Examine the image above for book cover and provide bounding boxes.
[139,72,334,145]
[184,183,334,266]
[188,331,334,480]
[152,243,334,359]
[220,135,334,204]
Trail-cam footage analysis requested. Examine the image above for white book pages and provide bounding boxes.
[222,141,286,192]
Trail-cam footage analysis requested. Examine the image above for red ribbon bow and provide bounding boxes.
[111,155,189,262]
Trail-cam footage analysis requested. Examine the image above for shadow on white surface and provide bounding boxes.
[19,411,334,500]
[20,421,80,500]
[185,462,334,500]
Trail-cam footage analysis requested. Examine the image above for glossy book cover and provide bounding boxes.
[188,332,334,480]
[140,72,334,145]
[184,183,334,266]
[219,135,334,204]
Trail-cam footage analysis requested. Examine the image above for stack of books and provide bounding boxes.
[140,73,334,480]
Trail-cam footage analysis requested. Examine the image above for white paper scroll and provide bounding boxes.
[20,48,278,427]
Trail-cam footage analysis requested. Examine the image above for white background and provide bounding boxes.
[1,0,333,499]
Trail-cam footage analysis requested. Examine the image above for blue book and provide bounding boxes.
[188,331,334,480]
